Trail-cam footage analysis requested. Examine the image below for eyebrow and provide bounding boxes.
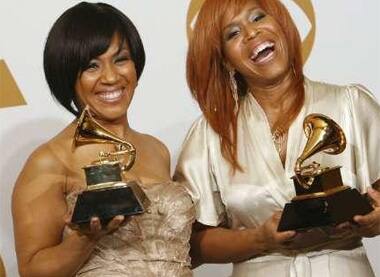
[222,7,261,32]
[114,43,130,57]
[90,44,130,61]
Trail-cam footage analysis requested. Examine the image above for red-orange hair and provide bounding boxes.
[187,0,305,171]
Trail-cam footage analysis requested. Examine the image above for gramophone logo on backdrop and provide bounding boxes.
[186,0,316,62]
[0,59,26,108]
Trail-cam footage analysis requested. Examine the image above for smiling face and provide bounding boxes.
[75,33,137,122]
[222,0,292,87]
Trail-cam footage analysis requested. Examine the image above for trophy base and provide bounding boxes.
[277,188,373,232]
[71,181,149,227]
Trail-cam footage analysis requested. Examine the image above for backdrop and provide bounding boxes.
[0,1,379,276]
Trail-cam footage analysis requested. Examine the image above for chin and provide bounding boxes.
[90,107,127,123]
[103,110,127,120]
[100,115,127,124]
[266,65,290,82]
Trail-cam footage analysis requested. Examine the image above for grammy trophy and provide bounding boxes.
[70,106,150,228]
[278,114,373,231]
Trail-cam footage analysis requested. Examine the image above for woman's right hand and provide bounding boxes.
[188,211,296,265]
[81,215,126,241]
[256,211,296,253]
[65,212,127,242]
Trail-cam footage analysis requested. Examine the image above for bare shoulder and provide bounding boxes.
[32,142,64,169]
[13,126,73,197]
[134,132,170,163]
[13,143,65,198]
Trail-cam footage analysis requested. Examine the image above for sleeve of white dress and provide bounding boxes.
[347,84,380,192]
[174,117,226,227]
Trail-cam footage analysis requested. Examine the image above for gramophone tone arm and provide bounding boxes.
[96,143,136,160]
[295,161,322,189]
[107,148,136,158]
[113,144,136,171]
[94,145,136,171]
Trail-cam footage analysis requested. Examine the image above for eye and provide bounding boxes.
[225,27,241,40]
[84,61,99,72]
[115,55,130,64]
[248,11,266,23]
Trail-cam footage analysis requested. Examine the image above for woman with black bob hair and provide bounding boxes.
[12,2,194,276]
[44,1,145,116]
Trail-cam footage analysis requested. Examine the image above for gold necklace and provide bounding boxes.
[272,127,288,162]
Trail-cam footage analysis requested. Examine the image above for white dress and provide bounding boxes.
[174,79,379,277]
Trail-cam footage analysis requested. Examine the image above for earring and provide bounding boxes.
[229,69,239,114]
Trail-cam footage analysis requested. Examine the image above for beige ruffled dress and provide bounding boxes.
[66,182,195,277]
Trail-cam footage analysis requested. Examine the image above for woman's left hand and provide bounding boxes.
[353,188,380,238]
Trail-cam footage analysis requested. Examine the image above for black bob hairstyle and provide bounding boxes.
[43,2,145,116]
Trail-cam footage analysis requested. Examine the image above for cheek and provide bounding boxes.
[74,76,95,104]
[121,65,138,86]
[224,43,244,68]
[268,23,289,52]
[75,75,97,94]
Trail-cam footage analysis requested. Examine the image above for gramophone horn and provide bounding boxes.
[294,114,346,189]
[295,113,346,174]
[72,106,136,170]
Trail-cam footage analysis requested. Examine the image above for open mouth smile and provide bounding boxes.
[250,41,275,64]
[96,89,124,103]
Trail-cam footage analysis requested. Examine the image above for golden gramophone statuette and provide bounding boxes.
[278,114,373,231]
[70,107,150,227]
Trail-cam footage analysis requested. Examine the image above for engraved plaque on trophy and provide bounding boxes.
[277,114,373,231]
[70,107,150,228]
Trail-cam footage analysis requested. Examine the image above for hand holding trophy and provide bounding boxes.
[70,106,150,229]
[278,113,373,231]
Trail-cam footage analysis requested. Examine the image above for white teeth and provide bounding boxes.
[98,89,123,101]
[251,41,274,60]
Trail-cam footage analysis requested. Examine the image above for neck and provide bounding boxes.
[247,71,297,126]
[93,115,132,140]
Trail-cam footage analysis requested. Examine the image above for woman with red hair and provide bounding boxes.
[175,0,380,276]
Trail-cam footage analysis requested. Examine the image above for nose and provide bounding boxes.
[101,64,119,84]
[243,24,260,43]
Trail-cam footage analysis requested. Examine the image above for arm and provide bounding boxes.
[12,145,96,277]
[345,85,380,238]
[190,213,295,267]
[174,119,294,266]
[12,145,124,277]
